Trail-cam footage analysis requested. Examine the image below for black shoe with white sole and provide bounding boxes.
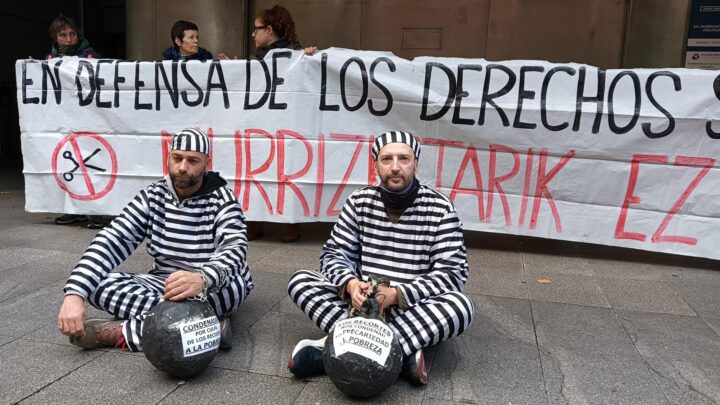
[288,336,326,378]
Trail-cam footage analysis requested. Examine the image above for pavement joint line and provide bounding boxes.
[14,347,108,403]
[0,278,65,305]
[154,377,184,405]
[612,305,674,404]
[701,315,720,340]
[0,335,21,348]
[521,248,553,405]
[291,381,314,405]
[528,300,552,405]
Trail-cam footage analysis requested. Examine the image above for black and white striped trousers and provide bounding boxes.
[88,272,249,352]
[287,270,474,356]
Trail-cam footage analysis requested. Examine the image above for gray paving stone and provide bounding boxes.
[234,270,292,330]
[597,277,695,315]
[0,223,97,255]
[205,270,293,372]
[0,191,50,227]
[580,243,671,263]
[23,351,178,404]
[422,399,470,405]
[664,271,720,318]
[0,246,65,272]
[584,255,679,281]
[253,242,322,275]
[245,225,331,275]
[705,317,720,338]
[539,348,667,405]
[522,251,593,276]
[644,356,720,405]
[467,267,529,299]
[0,334,16,347]
[526,271,610,308]
[0,251,78,302]
[273,295,305,315]
[472,294,535,340]
[533,302,666,404]
[0,282,64,337]
[247,239,283,267]
[428,295,545,404]
[533,301,639,357]
[160,367,305,404]
[617,310,720,365]
[466,246,523,272]
[293,380,424,405]
[212,310,324,377]
[0,339,102,404]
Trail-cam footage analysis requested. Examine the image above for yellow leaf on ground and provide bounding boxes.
[536,279,552,285]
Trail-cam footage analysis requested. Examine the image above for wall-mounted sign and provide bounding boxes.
[685,0,720,69]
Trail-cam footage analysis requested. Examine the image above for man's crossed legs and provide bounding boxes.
[287,269,474,385]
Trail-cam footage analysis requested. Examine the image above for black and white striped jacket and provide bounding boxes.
[320,184,468,307]
[64,172,253,299]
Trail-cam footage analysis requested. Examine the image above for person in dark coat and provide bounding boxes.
[46,14,101,59]
[251,5,303,58]
[162,20,213,61]
[46,14,105,228]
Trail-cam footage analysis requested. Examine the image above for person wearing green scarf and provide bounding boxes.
[47,14,104,228]
[46,14,101,59]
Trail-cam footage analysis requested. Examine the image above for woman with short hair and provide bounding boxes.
[162,20,213,61]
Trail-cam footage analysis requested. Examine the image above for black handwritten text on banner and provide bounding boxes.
[15,49,720,259]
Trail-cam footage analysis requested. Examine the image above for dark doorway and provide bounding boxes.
[0,0,126,170]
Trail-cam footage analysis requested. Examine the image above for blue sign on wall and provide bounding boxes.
[685,0,720,69]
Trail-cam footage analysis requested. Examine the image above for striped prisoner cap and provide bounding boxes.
[371,131,421,160]
[171,128,210,155]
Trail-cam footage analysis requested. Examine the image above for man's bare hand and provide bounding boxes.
[346,279,370,310]
[375,284,398,312]
[57,295,87,336]
[164,271,204,301]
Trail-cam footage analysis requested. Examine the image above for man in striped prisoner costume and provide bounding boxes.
[57,128,253,352]
[287,131,474,385]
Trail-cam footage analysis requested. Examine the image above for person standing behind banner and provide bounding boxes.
[162,20,213,61]
[221,5,316,242]
[46,14,101,59]
[219,4,317,61]
[46,14,105,229]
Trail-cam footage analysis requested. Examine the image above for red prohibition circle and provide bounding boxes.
[51,132,119,201]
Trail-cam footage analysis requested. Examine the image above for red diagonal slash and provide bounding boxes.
[51,132,118,201]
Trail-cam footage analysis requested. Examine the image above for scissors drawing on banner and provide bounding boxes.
[63,149,106,181]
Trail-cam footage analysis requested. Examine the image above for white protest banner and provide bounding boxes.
[15,48,720,259]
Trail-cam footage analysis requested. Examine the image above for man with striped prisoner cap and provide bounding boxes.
[287,130,474,386]
[57,128,253,352]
